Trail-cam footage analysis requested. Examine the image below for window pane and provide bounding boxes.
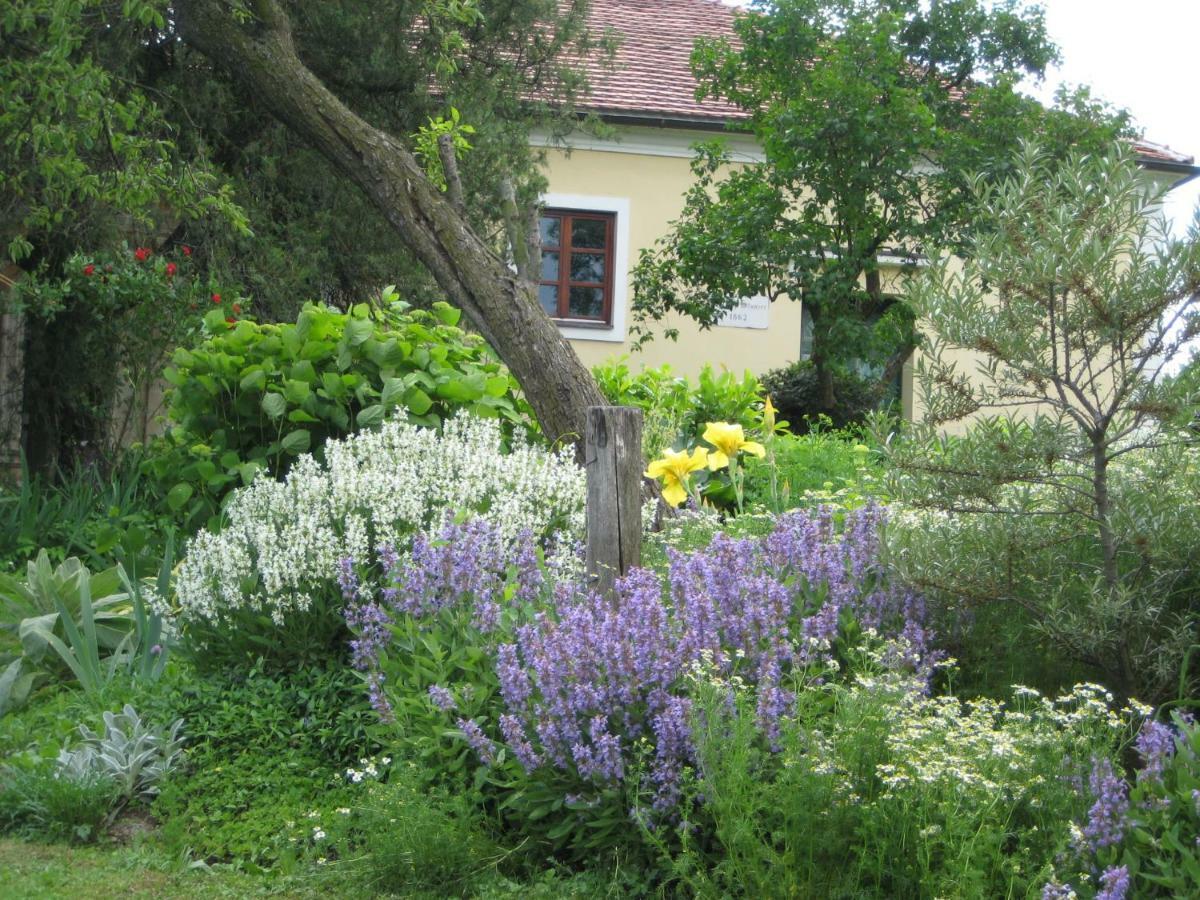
[541,251,560,282]
[539,216,560,247]
[538,284,559,316]
[571,218,607,249]
[568,286,604,319]
[570,252,605,283]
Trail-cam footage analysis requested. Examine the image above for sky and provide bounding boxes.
[1026,0,1200,238]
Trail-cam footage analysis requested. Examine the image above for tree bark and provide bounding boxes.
[175,0,606,448]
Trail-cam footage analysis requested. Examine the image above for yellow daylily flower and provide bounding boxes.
[702,422,766,471]
[763,395,777,430]
[645,446,709,507]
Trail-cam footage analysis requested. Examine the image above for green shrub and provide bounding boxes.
[10,245,236,468]
[148,663,377,868]
[0,758,120,844]
[650,651,1123,899]
[759,360,889,433]
[0,453,171,575]
[742,426,883,510]
[594,359,761,458]
[304,762,503,896]
[143,292,532,531]
[885,436,1200,702]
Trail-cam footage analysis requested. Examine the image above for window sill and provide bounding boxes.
[553,317,612,330]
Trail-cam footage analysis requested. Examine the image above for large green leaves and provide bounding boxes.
[144,299,534,530]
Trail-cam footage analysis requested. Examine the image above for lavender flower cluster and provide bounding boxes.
[340,518,544,719]
[344,504,934,813]
[494,503,934,808]
[1047,711,1197,899]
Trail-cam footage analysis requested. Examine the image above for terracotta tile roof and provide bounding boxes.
[576,0,1195,168]
[574,0,746,123]
[1130,139,1194,166]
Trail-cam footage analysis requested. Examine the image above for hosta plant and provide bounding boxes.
[144,291,532,531]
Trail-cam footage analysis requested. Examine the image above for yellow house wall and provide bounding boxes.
[538,132,806,381]
[541,128,1192,429]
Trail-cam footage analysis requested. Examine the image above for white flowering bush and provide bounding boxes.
[658,637,1140,899]
[165,415,584,669]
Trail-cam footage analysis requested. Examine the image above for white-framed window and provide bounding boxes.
[539,193,630,343]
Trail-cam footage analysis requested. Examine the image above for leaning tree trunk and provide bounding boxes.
[176,0,606,448]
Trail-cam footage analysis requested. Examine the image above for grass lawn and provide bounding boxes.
[0,839,328,899]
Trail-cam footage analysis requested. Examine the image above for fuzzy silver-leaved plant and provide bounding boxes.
[56,704,185,802]
[167,415,585,628]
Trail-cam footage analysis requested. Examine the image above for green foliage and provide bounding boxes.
[759,360,890,432]
[593,358,761,458]
[0,552,129,710]
[742,427,882,511]
[310,763,504,896]
[0,549,171,711]
[632,0,1127,411]
[885,143,1200,701]
[0,1,245,262]
[55,704,184,806]
[0,758,120,844]
[414,106,477,191]
[12,246,241,468]
[650,654,1121,899]
[143,293,532,531]
[1047,711,1200,898]
[0,453,173,576]
[147,662,378,868]
[159,0,609,319]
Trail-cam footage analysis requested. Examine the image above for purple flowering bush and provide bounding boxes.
[1045,710,1200,899]
[346,502,938,856]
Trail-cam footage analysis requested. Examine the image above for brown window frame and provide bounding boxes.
[537,209,616,327]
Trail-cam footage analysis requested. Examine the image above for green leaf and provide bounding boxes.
[436,373,485,402]
[261,392,287,419]
[381,377,406,408]
[404,387,434,415]
[343,317,375,347]
[283,379,311,404]
[280,430,312,455]
[357,404,385,428]
[166,482,194,512]
[432,301,461,326]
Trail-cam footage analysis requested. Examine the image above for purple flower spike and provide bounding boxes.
[1083,756,1129,851]
[1134,718,1175,783]
[1096,865,1130,900]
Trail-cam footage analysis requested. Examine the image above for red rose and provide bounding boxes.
[82,264,95,276]
[166,262,178,277]
[181,245,192,257]
[211,293,221,304]
[231,303,242,314]
[134,247,151,262]
[225,316,236,324]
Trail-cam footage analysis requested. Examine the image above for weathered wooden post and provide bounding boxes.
[584,406,643,597]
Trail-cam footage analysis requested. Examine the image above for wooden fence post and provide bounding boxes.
[585,406,643,596]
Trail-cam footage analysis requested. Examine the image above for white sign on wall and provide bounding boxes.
[717,295,770,330]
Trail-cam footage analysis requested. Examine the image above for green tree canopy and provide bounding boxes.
[884,142,1200,701]
[632,0,1133,413]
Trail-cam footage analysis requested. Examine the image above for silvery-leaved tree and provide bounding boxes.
[883,142,1200,703]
